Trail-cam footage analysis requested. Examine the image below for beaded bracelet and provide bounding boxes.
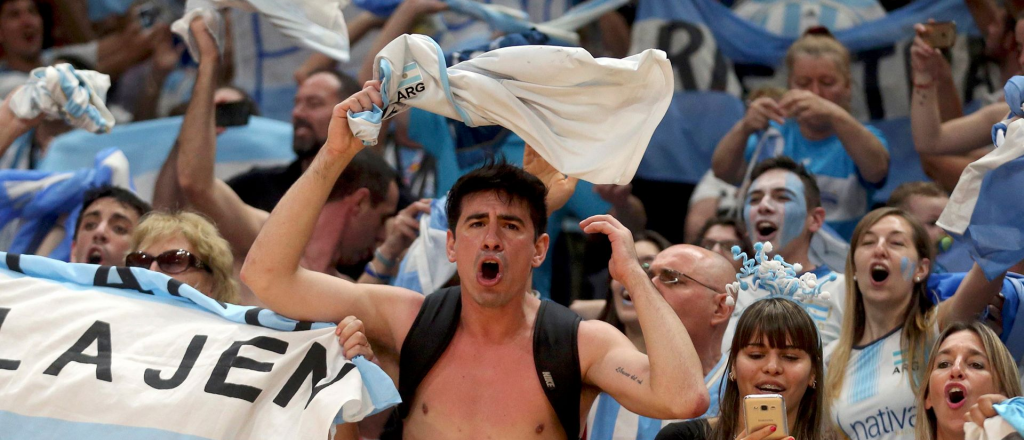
[364,261,393,283]
[374,248,397,268]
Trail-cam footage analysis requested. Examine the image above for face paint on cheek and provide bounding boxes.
[900,256,916,282]
[776,174,808,251]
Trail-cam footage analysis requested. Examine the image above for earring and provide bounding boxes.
[728,372,736,381]
[725,296,736,307]
[915,276,921,282]
[810,379,816,389]
[852,275,856,281]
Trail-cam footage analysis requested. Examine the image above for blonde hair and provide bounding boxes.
[130,211,239,304]
[827,208,936,402]
[785,33,852,86]
[916,322,1022,439]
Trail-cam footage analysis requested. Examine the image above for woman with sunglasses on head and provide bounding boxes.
[917,321,1022,440]
[656,297,835,440]
[827,207,1012,440]
[125,211,239,304]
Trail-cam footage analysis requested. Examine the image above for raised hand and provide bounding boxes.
[779,89,842,128]
[335,316,375,361]
[379,199,432,263]
[580,214,640,283]
[910,22,946,83]
[966,394,1008,428]
[523,144,578,215]
[740,97,786,133]
[326,80,383,157]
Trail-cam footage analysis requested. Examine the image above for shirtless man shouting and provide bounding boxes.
[241,81,708,439]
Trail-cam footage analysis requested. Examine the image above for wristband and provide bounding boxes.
[364,261,393,283]
[374,248,397,268]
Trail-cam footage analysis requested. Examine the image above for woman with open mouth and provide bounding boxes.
[656,297,834,440]
[916,321,1021,440]
[826,207,1013,440]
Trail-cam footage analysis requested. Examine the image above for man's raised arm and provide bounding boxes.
[577,214,708,420]
[240,81,423,351]
[172,18,268,261]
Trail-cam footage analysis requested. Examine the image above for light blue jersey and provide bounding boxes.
[745,119,889,240]
[585,355,727,440]
[828,327,924,440]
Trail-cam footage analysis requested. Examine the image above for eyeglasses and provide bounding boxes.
[700,239,742,252]
[125,250,212,274]
[642,262,724,294]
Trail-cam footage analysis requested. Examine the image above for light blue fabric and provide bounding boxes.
[635,92,745,184]
[953,152,1024,281]
[928,272,1024,362]
[0,148,129,260]
[638,0,977,67]
[0,410,215,440]
[743,119,888,240]
[38,116,294,179]
[0,252,401,419]
[993,396,1024,435]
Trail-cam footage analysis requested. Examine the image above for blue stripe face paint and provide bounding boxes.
[744,170,809,254]
[900,256,916,281]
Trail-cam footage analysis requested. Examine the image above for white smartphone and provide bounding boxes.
[743,394,789,440]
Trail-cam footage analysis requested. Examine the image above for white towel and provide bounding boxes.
[964,417,1022,440]
[348,34,673,185]
[8,64,114,133]
[171,0,350,63]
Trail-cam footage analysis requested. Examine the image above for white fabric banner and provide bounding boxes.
[0,252,398,440]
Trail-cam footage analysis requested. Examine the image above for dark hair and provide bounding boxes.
[329,150,399,205]
[305,68,361,102]
[749,156,822,209]
[887,181,947,209]
[711,298,833,440]
[74,186,152,240]
[219,85,261,116]
[696,216,753,258]
[445,159,548,238]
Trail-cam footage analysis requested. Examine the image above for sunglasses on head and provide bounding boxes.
[125,250,212,274]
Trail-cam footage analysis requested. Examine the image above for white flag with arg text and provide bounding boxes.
[0,252,399,440]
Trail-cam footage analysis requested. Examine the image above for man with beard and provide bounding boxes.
[69,186,152,266]
[225,69,361,212]
[162,20,406,288]
[241,81,710,440]
[723,156,847,352]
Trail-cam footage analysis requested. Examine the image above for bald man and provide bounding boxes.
[586,245,737,440]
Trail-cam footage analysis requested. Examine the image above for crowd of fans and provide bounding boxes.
[4,0,1024,439]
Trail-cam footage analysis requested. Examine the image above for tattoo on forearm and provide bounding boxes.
[615,366,644,385]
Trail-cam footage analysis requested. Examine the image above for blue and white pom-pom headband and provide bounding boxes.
[725,242,837,303]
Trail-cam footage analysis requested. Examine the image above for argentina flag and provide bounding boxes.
[0,252,400,439]
[937,77,1024,281]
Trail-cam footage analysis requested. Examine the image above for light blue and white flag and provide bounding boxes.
[937,77,1024,281]
[392,196,453,295]
[0,252,399,439]
[38,115,295,203]
[0,148,132,258]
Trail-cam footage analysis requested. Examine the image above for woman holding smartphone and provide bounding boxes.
[916,321,1022,440]
[655,297,834,440]
[826,207,1011,440]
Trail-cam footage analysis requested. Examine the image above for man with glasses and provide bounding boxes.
[723,156,847,354]
[586,244,737,440]
[695,216,752,273]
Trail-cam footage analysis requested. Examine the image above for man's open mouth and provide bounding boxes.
[87,248,103,265]
[477,258,502,286]
[755,221,778,239]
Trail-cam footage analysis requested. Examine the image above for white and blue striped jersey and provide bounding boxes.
[722,266,847,355]
[828,327,923,440]
[733,0,886,38]
[585,355,727,440]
